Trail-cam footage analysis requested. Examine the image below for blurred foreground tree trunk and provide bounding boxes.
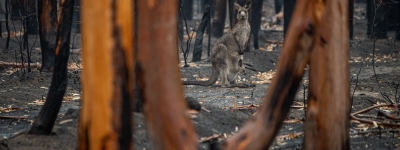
[221,0,350,148]
[38,0,58,72]
[78,0,134,149]
[136,0,198,149]
[29,0,74,135]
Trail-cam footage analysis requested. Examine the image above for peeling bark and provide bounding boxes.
[78,0,134,149]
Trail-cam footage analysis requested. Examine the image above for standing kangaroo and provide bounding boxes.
[183,3,253,88]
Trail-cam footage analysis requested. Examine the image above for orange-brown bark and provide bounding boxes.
[135,1,198,149]
[304,0,350,149]
[221,0,349,149]
[78,0,134,149]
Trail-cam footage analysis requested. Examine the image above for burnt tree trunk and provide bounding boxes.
[192,4,211,62]
[182,0,193,20]
[228,0,234,28]
[25,0,39,34]
[283,0,296,36]
[211,0,227,38]
[367,0,388,39]
[78,0,134,149]
[136,0,198,149]
[28,0,74,135]
[178,0,183,41]
[349,0,354,39]
[251,0,262,49]
[274,0,283,13]
[72,0,80,33]
[23,10,31,72]
[38,0,58,72]
[397,27,400,41]
[221,0,350,148]
[5,0,10,50]
[208,0,212,56]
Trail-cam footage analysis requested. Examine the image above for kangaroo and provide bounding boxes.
[183,3,253,88]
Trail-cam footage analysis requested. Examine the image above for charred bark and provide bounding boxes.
[29,0,74,135]
[274,0,283,13]
[208,0,212,56]
[192,4,211,62]
[23,13,31,72]
[178,1,183,41]
[367,0,388,39]
[349,0,354,39]
[228,0,234,28]
[72,0,80,33]
[38,0,58,72]
[78,0,134,149]
[211,0,227,38]
[251,0,262,49]
[182,0,193,20]
[25,0,39,34]
[283,0,296,36]
[5,0,10,50]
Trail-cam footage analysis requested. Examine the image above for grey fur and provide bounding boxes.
[183,3,252,88]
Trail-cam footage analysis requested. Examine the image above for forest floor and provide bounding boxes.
[0,1,400,150]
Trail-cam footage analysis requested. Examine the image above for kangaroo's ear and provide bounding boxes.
[234,2,241,10]
[245,2,252,10]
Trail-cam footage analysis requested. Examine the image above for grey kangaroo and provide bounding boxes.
[183,2,253,88]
